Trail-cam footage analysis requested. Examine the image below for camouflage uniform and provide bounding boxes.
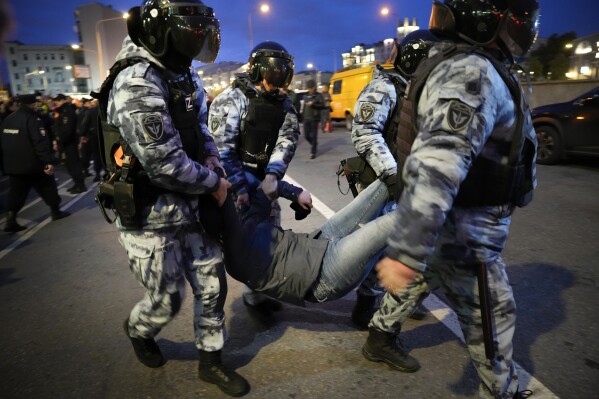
[376,44,537,399]
[208,75,299,304]
[351,67,403,297]
[109,37,227,351]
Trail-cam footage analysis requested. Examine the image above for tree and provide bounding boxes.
[526,32,576,80]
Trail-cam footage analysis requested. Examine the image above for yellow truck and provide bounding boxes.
[329,64,393,130]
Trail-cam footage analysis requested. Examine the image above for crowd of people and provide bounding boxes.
[2,0,541,398]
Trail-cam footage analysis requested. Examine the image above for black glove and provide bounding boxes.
[290,202,311,220]
[382,174,402,202]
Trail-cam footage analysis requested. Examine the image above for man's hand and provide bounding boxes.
[261,173,279,200]
[205,155,226,177]
[376,257,418,293]
[235,192,250,209]
[211,178,231,207]
[297,190,313,210]
[43,164,54,176]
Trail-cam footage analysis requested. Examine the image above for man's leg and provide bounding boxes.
[121,229,186,368]
[310,120,318,158]
[361,272,431,372]
[434,257,519,399]
[30,173,70,221]
[3,176,29,232]
[63,143,86,193]
[185,230,249,397]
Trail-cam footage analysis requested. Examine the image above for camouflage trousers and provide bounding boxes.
[370,256,519,399]
[120,224,228,352]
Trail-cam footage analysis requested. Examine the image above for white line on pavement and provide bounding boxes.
[0,182,97,262]
[286,173,559,398]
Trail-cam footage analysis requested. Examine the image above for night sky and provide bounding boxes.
[5,0,599,72]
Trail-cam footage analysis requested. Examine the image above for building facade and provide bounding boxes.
[290,70,332,91]
[4,42,82,96]
[74,2,128,91]
[195,61,246,97]
[567,33,599,80]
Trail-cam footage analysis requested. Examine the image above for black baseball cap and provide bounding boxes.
[53,93,67,101]
[19,94,38,104]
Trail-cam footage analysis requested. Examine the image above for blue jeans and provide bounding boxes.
[310,180,397,302]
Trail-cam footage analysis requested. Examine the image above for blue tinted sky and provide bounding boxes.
[5,0,599,72]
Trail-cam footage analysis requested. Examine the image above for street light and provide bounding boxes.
[248,3,270,50]
[96,13,129,82]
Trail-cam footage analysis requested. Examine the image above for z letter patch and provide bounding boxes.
[359,103,376,122]
[446,100,474,132]
[143,114,164,141]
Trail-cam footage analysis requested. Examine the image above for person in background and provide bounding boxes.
[0,94,70,232]
[320,85,333,133]
[209,41,299,319]
[53,93,87,194]
[78,98,102,182]
[302,79,325,159]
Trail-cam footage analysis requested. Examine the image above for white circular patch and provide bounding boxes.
[150,8,158,18]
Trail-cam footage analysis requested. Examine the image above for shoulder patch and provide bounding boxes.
[209,116,220,133]
[446,100,474,132]
[142,113,164,141]
[359,103,376,122]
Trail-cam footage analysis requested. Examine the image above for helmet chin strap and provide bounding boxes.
[495,37,515,66]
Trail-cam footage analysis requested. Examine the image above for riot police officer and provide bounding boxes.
[100,1,248,396]
[209,41,299,317]
[0,94,70,232]
[371,1,540,398]
[349,30,437,333]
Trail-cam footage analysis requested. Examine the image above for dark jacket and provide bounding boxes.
[223,181,328,306]
[79,105,99,138]
[302,91,325,121]
[54,103,78,146]
[0,105,57,175]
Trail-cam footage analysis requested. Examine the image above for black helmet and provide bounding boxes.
[429,0,540,57]
[394,30,438,78]
[247,41,294,89]
[131,0,220,63]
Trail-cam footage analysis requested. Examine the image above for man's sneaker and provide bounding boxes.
[199,350,250,397]
[362,327,420,372]
[123,319,165,368]
[351,292,377,330]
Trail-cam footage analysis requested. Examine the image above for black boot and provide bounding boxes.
[51,206,71,221]
[362,327,420,372]
[351,292,377,330]
[198,349,250,397]
[3,212,26,233]
[123,319,165,368]
[409,304,428,320]
[514,389,533,398]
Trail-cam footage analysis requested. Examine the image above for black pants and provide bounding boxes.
[62,142,84,184]
[303,119,319,155]
[80,136,102,177]
[6,173,61,213]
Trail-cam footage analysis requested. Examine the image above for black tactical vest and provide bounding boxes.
[233,74,286,172]
[93,57,205,176]
[396,43,535,208]
[377,65,408,158]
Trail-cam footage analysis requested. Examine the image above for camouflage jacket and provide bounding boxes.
[208,74,299,196]
[107,36,221,230]
[351,67,403,178]
[386,45,537,272]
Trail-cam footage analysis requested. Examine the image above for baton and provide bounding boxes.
[476,262,496,360]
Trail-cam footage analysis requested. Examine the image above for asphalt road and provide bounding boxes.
[0,125,598,399]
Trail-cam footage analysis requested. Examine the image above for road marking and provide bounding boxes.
[0,183,97,261]
[286,173,559,399]
[0,178,73,224]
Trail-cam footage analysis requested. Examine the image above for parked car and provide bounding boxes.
[532,86,599,164]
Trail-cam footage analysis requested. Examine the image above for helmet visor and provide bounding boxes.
[259,57,294,89]
[504,5,540,56]
[166,4,221,63]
